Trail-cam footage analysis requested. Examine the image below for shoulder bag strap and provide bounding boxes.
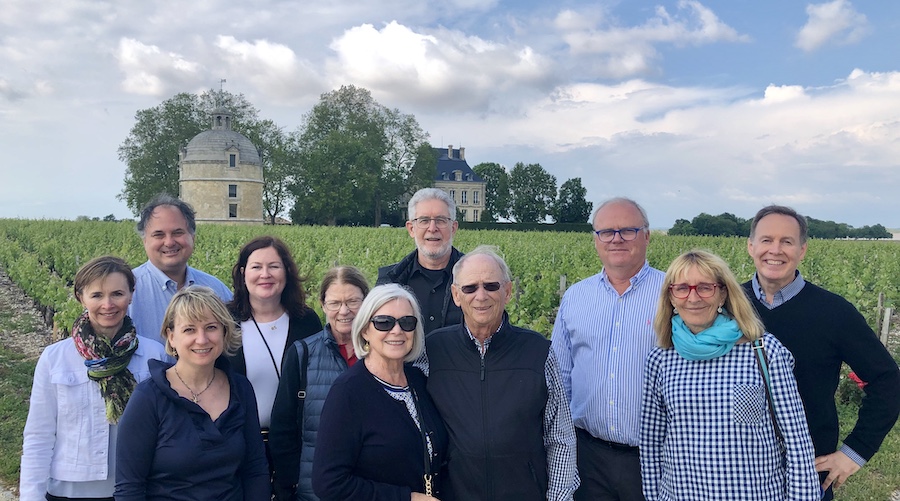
[296,340,309,430]
[752,338,785,446]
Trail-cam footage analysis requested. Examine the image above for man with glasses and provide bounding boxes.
[423,245,578,500]
[551,197,664,500]
[743,205,900,500]
[378,188,463,335]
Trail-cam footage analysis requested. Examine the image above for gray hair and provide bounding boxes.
[136,194,197,237]
[591,197,649,229]
[749,205,808,244]
[350,284,425,362]
[408,188,456,221]
[452,245,511,283]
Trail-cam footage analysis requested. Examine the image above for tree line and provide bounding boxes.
[669,213,892,239]
[118,86,592,226]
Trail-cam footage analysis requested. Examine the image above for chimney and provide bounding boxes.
[448,144,453,158]
[459,146,465,160]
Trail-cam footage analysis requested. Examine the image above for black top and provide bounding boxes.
[742,280,900,460]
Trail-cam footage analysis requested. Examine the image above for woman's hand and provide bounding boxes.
[411,493,440,501]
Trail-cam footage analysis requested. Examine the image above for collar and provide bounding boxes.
[599,260,653,295]
[751,270,806,308]
[464,312,507,356]
[142,260,195,290]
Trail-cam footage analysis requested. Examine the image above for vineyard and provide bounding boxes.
[1,219,899,337]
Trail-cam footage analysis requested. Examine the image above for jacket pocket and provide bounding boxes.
[50,370,91,419]
[732,383,766,425]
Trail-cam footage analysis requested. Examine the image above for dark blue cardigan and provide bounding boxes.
[312,360,447,501]
[115,357,269,500]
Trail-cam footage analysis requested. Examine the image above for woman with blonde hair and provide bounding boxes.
[115,286,269,500]
[640,250,820,500]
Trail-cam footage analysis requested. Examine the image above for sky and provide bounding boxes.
[2,0,900,229]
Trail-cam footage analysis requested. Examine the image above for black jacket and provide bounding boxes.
[377,248,463,334]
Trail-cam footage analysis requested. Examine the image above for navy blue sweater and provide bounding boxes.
[115,358,269,500]
[312,360,447,501]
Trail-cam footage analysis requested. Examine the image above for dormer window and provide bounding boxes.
[454,171,462,181]
[442,172,448,180]
[229,154,237,168]
[465,173,472,181]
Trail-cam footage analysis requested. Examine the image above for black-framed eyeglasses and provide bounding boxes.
[456,281,503,294]
[323,298,363,312]
[593,227,645,243]
[668,283,723,299]
[370,315,418,332]
[411,216,452,229]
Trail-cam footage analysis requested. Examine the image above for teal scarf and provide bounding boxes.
[672,313,743,361]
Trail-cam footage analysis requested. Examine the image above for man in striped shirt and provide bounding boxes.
[551,197,665,501]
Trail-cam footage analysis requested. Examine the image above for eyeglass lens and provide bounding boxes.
[459,282,502,294]
[371,315,418,332]
[414,217,451,229]
[324,298,362,311]
[669,283,719,298]
[594,227,642,242]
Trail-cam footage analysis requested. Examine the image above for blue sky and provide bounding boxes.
[2,0,899,229]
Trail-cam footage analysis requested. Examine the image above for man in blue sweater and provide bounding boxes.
[743,205,900,500]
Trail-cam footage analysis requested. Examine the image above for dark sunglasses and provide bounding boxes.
[370,315,418,332]
[457,281,503,294]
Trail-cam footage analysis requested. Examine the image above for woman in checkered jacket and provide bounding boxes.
[640,250,820,500]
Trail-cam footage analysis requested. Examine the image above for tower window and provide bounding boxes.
[229,204,238,218]
[228,184,237,198]
[229,154,237,168]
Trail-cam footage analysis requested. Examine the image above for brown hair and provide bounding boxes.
[229,236,312,321]
[318,266,371,304]
[73,256,135,302]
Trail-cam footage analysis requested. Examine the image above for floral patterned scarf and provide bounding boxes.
[72,311,139,423]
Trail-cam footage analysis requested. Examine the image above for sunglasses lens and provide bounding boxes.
[460,284,478,294]
[459,282,503,294]
[483,282,501,291]
[371,316,395,331]
[397,316,418,331]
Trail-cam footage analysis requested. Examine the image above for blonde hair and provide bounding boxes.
[654,249,764,348]
[350,284,425,362]
[162,286,242,357]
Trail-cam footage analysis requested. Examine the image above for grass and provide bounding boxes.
[0,346,35,488]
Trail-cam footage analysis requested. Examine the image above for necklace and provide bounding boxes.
[173,366,216,403]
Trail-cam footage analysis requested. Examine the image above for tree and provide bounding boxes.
[508,162,556,223]
[118,90,261,215]
[243,119,292,224]
[668,219,696,235]
[472,162,510,221]
[554,177,592,223]
[290,85,431,226]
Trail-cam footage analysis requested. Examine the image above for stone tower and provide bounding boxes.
[179,108,264,224]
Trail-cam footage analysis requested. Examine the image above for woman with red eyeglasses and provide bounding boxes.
[312,284,447,501]
[640,250,820,500]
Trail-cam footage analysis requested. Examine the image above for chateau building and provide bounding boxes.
[433,145,485,222]
[179,108,264,224]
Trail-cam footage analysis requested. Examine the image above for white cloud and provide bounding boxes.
[116,38,202,96]
[795,0,869,52]
[326,21,555,111]
[555,0,749,78]
[215,36,323,103]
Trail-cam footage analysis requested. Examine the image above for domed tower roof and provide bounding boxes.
[182,108,261,165]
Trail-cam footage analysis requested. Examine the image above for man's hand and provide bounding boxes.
[815,451,861,492]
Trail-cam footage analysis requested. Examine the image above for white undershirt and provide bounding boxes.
[241,312,289,427]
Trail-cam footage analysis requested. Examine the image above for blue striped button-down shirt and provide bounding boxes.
[551,261,665,446]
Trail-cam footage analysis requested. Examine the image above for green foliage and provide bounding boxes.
[508,162,556,223]
[291,85,429,226]
[472,162,510,221]
[671,213,892,239]
[554,177,593,223]
[0,346,36,485]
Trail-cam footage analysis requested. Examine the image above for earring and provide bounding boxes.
[363,341,370,353]
[672,307,678,315]
[717,306,724,314]
[172,347,178,357]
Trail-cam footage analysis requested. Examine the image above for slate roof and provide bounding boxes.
[433,146,483,182]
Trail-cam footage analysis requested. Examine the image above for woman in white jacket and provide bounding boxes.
[19,256,167,501]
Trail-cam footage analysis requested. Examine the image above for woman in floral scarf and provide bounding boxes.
[19,256,167,501]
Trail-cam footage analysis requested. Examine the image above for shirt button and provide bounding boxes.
[615,322,620,326]
[609,400,614,405]
[429,316,435,321]
[609,373,615,378]
[612,347,617,351]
